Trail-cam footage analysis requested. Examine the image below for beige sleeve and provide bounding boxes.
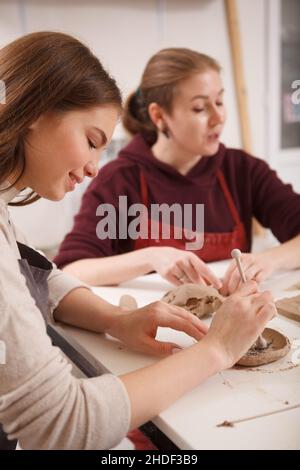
[0,230,130,449]
[47,267,90,314]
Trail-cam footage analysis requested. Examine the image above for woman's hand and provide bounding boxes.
[107,301,209,356]
[203,280,276,369]
[148,247,222,288]
[220,252,278,295]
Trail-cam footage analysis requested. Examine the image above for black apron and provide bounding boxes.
[0,242,53,450]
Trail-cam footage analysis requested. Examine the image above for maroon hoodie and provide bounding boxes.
[54,134,300,268]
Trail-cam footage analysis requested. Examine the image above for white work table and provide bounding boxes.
[49,261,300,450]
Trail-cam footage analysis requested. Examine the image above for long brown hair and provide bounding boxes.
[123,47,221,146]
[0,31,122,205]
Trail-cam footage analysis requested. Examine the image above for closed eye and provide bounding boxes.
[193,102,223,113]
[88,138,97,150]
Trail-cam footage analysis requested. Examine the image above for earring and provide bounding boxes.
[160,122,169,138]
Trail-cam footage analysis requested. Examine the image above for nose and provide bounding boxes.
[209,105,224,127]
[84,161,98,178]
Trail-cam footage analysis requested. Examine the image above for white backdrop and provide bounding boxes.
[0,0,298,249]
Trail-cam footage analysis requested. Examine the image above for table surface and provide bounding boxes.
[50,260,300,450]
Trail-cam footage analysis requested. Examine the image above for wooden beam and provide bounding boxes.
[225,0,264,235]
[225,0,252,152]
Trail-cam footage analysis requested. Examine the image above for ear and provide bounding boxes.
[27,115,42,131]
[148,102,167,131]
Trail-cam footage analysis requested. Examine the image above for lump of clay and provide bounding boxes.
[119,294,138,311]
[162,283,224,318]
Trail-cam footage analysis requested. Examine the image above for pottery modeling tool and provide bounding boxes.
[231,249,268,349]
[230,249,291,367]
[231,248,247,283]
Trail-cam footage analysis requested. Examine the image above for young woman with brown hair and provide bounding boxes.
[55,48,300,293]
[0,33,276,450]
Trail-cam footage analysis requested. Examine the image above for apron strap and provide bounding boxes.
[139,170,149,208]
[216,169,242,226]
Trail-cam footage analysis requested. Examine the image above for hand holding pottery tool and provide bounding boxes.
[231,249,268,349]
[231,249,290,366]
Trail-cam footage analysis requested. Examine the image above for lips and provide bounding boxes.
[69,173,83,184]
[207,133,220,142]
[68,173,83,191]
[68,175,76,191]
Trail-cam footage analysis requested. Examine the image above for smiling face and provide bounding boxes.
[157,69,226,157]
[19,105,119,200]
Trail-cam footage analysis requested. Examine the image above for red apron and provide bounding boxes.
[134,169,248,262]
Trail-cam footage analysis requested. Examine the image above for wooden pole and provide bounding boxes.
[225,0,252,153]
[225,0,264,235]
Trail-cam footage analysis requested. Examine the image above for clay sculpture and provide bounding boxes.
[162,283,224,318]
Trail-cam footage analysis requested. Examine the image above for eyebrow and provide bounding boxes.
[191,88,225,101]
[93,127,108,146]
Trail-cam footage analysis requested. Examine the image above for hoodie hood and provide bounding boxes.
[118,134,226,187]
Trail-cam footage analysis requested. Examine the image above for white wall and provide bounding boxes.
[0,0,293,249]
[2,0,255,148]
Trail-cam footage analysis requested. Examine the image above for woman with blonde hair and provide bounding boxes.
[56,48,300,292]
